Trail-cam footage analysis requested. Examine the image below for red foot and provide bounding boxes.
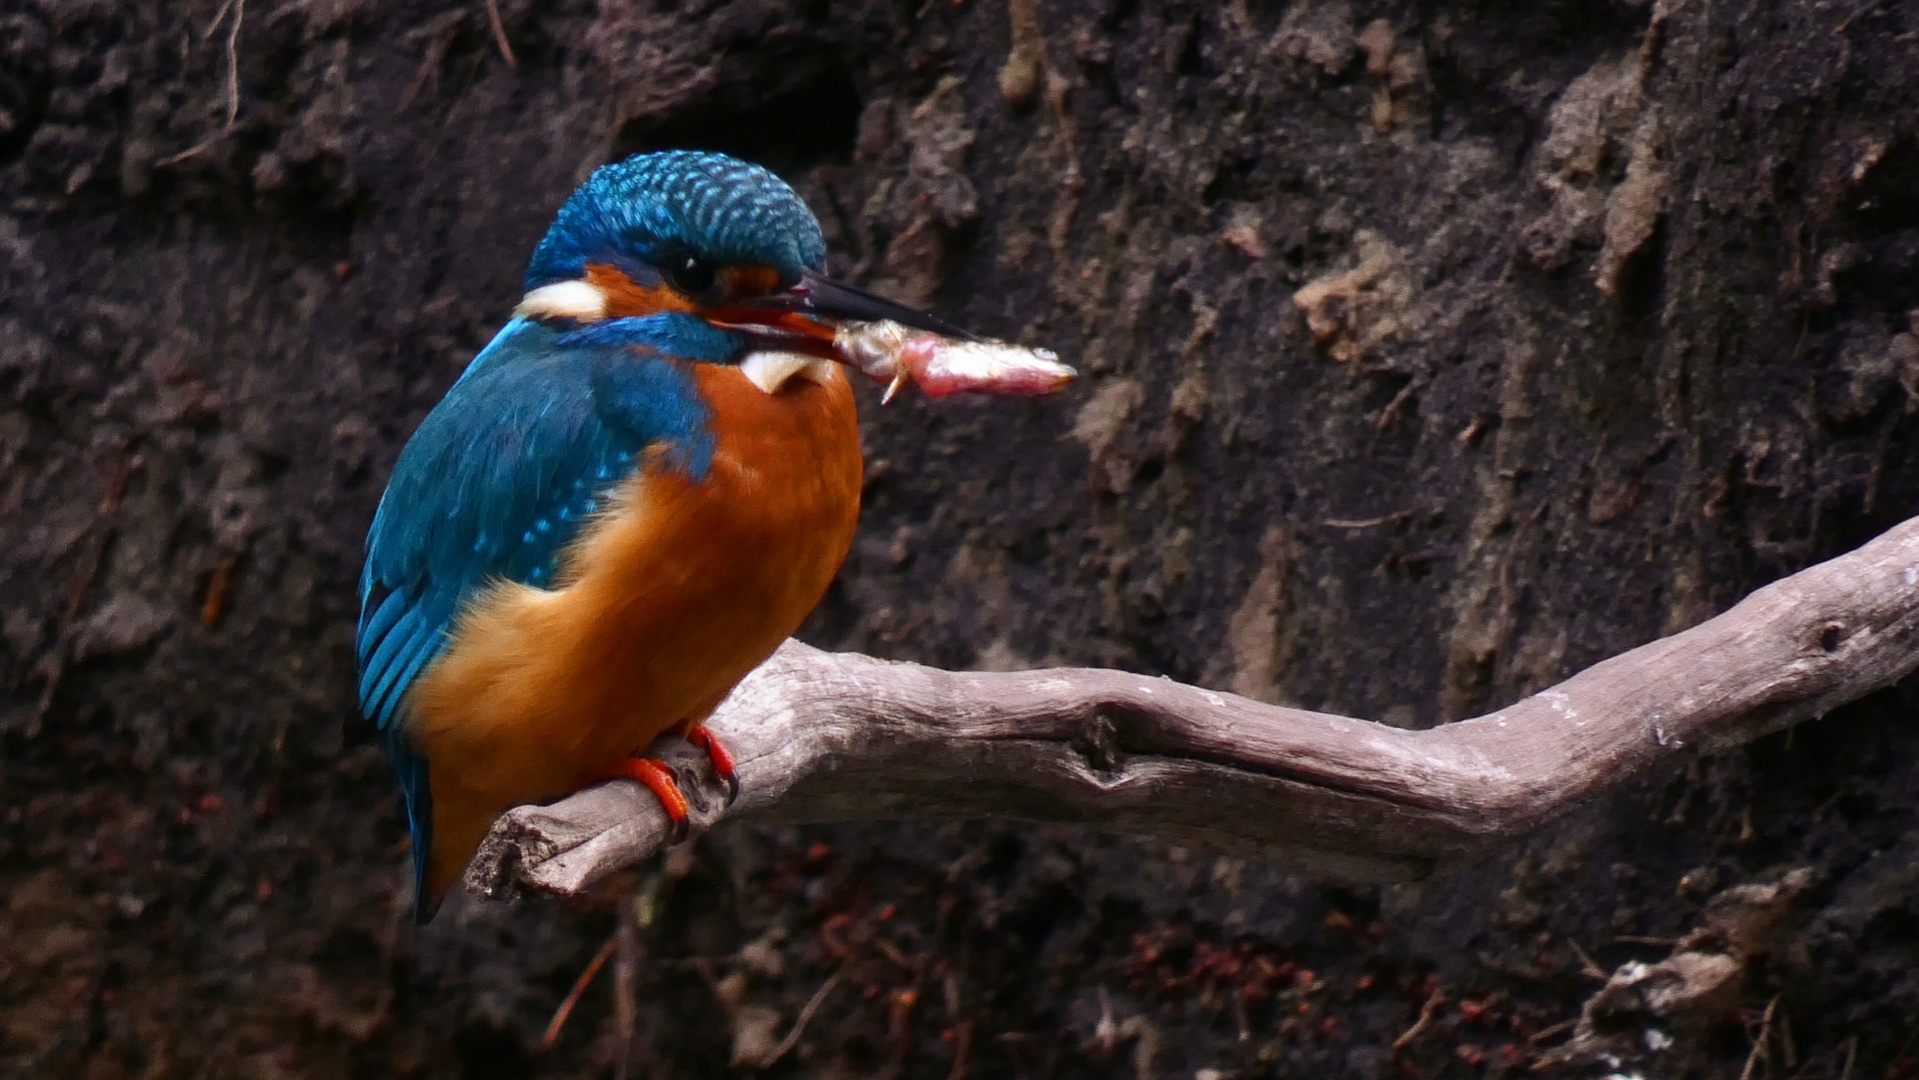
[614,757,690,842]
[685,726,740,802]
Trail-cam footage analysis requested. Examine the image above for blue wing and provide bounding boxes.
[356,315,718,918]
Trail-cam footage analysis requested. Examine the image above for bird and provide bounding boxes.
[356,150,983,921]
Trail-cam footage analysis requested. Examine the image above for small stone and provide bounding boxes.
[73,593,173,660]
[1357,19,1396,75]
[738,936,786,980]
[729,1004,784,1068]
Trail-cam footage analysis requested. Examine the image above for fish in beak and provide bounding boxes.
[711,270,1076,402]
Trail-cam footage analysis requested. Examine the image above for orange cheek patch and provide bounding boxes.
[720,264,783,296]
[585,263,698,318]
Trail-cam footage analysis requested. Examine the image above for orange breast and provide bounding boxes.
[405,360,862,900]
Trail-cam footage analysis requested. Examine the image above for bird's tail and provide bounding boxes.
[382,729,438,923]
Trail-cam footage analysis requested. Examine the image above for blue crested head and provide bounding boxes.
[524,151,828,293]
[509,150,979,363]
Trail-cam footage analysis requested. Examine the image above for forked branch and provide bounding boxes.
[467,516,1919,900]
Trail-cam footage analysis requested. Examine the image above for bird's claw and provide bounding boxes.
[614,756,691,842]
[608,728,735,846]
[685,727,741,805]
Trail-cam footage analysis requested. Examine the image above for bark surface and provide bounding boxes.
[473,511,1919,901]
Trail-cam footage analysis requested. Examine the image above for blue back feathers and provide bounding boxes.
[359,150,825,920]
[357,317,717,918]
[524,150,827,291]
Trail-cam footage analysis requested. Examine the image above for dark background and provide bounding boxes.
[5,0,1919,1076]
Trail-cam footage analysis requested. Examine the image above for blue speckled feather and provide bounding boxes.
[356,314,731,917]
[524,151,827,290]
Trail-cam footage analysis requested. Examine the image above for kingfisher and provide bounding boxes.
[357,151,999,920]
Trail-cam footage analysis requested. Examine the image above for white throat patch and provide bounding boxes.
[514,280,608,322]
[738,350,838,395]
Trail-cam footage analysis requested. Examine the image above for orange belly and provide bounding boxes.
[406,360,862,901]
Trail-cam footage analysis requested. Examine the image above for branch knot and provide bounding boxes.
[1075,710,1125,775]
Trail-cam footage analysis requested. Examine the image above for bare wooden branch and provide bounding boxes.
[467,515,1919,900]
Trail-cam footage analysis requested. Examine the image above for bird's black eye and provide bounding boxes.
[666,251,716,296]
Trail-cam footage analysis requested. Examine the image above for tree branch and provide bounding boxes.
[466,515,1919,900]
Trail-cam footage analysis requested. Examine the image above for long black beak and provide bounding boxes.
[731,269,981,343]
